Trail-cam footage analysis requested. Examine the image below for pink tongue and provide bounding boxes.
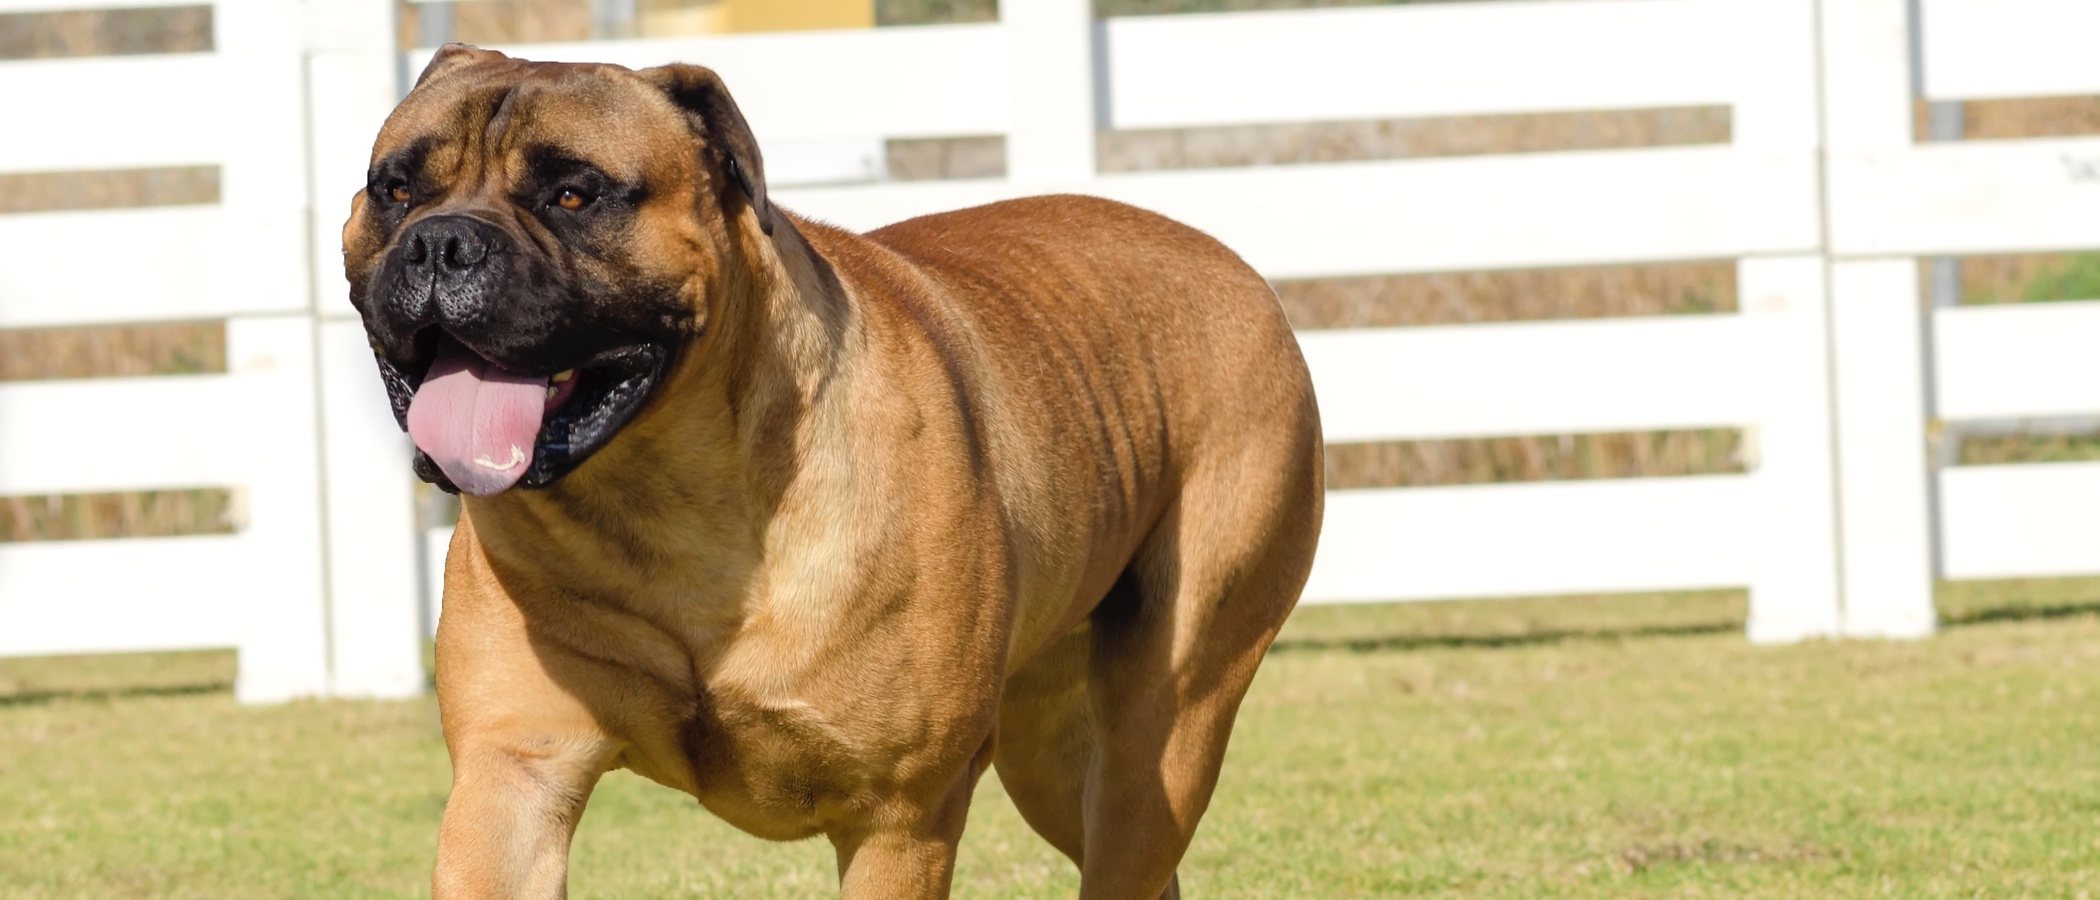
[406,339,549,495]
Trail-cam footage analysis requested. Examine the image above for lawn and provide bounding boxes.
[2,584,2097,897]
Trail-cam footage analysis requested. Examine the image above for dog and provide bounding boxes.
[341,44,1323,899]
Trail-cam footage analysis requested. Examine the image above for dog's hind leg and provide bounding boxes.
[998,602,1199,900]
[993,627,1096,869]
[1074,454,1320,900]
[995,607,1195,900]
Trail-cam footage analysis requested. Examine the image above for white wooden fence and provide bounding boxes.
[1,0,2094,700]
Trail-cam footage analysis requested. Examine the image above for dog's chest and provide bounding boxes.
[634,683,905,841]
[604,563,1000,839]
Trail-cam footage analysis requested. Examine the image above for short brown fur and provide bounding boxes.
[343,48,1322,899]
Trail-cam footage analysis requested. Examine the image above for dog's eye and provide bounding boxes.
[554,188,592,212]
[386,181,411,204]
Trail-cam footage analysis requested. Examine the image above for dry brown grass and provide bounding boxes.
[0,490,233,543]
[0,166,216,214]
[1956,250,2100,304]
[1327,430,1744,490]
[0,323,222,382]
[433,0,594,45]
[1278,261,1733,329]
[0,5,207,59]
[1955,95,2100,141]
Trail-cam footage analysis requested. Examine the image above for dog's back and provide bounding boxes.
[846,192,1323,669]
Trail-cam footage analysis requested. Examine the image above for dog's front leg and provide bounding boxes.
[432,735,612,900]
[827,742,990,900]
[829,813,968,899]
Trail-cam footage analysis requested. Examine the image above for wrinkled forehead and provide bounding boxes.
[370,60,692,182]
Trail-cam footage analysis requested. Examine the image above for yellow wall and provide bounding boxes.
[636,0,874,35]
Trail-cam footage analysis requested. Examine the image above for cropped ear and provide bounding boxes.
[415,43,507,88]
[638,63,773,235]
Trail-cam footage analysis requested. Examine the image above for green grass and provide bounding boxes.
[2017,252,2100,304]
[4,585,2099,897]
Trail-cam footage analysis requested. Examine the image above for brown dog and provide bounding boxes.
[342,44,1322,899]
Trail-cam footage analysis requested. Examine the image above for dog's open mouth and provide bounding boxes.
[378,330,668,495]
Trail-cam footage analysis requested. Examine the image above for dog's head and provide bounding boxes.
[342,45,771,495]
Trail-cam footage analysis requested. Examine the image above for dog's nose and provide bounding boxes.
[402,215,500,280]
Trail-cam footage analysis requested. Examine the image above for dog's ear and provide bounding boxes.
[415,43,507,89]
[638,64,773,236]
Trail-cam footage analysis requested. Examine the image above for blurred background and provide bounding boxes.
[4,0,2099,895]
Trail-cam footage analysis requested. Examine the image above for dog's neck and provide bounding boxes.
[458,211,863,609]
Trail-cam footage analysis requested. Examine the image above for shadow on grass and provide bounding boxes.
[1942,599,2100,627]
[0,680,228,708]
[4,594,2092,703]
[1275,593,2100,656]
[1269,620,1738,654]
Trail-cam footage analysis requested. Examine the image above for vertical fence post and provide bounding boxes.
[1820,0,1939,638]
[1003,0,1098,185]
[1919,16,1966,471]
[1736,0,1843,643]
[217,0,334,702]
[307,0,428,697]
[226,316,333,705]
[1740,253,1845,643]
[418,1,456,46]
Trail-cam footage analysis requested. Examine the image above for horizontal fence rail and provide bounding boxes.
[0,376,243,495]
[1829,137,2100,257]
[777,147,1815,277]
[1933,301,2100,421]
[403,24,1011,142]
[1306,476,1754,604]
[0,55,229,173]
[0,536,250,657]
[1301,316,1751,443]
[1919,0,2100,100]
[1102,0,1736,128]
[1939,463,2100,580]
[0,208,278,328]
